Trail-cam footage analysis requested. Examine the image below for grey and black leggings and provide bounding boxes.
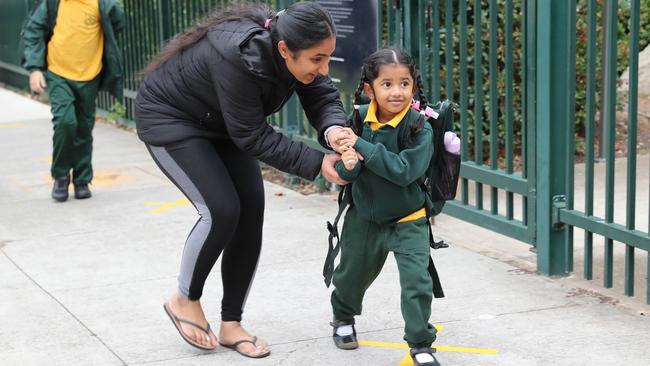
[146,138,265,322]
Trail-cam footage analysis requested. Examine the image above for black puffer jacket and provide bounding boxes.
[135,19,346,180]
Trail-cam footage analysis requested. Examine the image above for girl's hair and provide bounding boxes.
[143,2,335,75]
[351,47,429,141]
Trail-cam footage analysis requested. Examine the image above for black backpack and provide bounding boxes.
[323,100,460,298]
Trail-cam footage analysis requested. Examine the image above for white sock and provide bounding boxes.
[335,325,353,336]
[414,352,435,364]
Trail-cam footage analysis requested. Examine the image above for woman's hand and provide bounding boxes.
[321,153,348,185]
[326,127,349,153]
[337,128,358,148]
[342,146,358,170]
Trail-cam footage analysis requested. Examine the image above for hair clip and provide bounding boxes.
[264,17,272,29]
[353,105,360,110]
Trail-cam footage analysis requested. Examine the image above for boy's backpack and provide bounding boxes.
[323,100,460,298]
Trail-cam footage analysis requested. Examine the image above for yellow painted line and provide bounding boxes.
[0,123,26,129]
[145,198,191,213]
[398,354,415,366]
[359,340,498,355]
[32,156,51,163]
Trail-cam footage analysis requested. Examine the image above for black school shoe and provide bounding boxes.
[330,319,358,350]
[410,347,440,366]
[74,184,92,199]
[51,176,70,202]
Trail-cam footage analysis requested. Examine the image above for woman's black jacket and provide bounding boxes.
[135,19,346,180]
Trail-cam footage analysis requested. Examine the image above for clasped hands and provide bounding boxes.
[328,127,363,170]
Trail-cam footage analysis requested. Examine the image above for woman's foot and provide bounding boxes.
[165,292,218,349]
[219,321,270,358]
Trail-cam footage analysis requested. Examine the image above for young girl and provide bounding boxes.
[328,47,441,366]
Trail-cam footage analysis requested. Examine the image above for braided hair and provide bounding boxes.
[350,47,429,142]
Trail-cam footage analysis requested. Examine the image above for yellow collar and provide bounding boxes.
[364,100,411,131]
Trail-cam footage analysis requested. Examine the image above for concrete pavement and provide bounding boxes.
[1,87,649,366]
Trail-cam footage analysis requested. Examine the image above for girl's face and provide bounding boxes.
[278,36,336,84]
[363,63,415,122]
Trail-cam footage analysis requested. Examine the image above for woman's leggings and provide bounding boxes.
[146,138,265,322]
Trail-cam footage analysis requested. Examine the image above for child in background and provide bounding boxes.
[327,47,441,366]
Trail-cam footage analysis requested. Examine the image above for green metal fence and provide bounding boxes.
[387,0,536,246]
[0,0,648,304]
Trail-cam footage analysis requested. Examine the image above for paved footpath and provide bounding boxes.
[1,87,649,366]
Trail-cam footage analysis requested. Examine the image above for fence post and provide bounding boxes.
[159,0,172,43]
[534,0,573,276]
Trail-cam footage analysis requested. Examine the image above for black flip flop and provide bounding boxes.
[219,336,271,358]
[163,303,217,351]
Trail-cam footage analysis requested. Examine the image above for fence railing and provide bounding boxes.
[0,0,647,304]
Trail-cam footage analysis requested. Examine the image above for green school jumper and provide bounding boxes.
[331,103,437,348]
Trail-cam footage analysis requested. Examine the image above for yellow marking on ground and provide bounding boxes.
[42,170,134,187]
[359,340,498,355]
[92,171,134,187]
[145,198,191,213]
[0,123,26,129]
[360,324,498,365]
[32,156,52,163]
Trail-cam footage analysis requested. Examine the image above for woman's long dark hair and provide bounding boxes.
[350,47,429,141]
[143,1,335,75]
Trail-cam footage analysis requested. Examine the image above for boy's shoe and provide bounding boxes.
[51,176,70,202]
[74,184,92,199]
[330,319,358,350]
[410,347,440,366]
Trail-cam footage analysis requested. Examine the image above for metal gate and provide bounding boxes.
[0,0,648,304]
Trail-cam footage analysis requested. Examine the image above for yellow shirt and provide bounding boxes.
[47,0,104,81]
[363,100,426,223]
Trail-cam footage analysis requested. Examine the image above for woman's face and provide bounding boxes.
[278,36,336,84]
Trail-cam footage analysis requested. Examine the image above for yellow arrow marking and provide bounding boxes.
[145,198,191,213]
[0,123,26,129]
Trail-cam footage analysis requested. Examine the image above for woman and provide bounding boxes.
[135,2,349,358]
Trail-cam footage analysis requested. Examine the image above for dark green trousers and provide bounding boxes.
[46,70,100,184]
[331,207,437,348]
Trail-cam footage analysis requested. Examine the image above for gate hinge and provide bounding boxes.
[552,195,566,231]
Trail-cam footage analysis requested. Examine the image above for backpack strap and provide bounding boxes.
[428,256,445,298]
[323,184,352,287]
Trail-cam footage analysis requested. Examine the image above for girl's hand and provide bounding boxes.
[342,147,358,170]
[338,133,358,148]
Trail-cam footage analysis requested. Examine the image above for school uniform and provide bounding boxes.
[22,0,125,183]
[330,100,437,348]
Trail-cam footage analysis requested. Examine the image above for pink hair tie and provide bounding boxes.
[265,17,272,29]
[411,100,439,119]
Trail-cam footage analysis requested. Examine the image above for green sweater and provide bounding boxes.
[22,0,125,100]
[336,105,434,224]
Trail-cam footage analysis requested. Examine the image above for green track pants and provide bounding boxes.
[46,70,100,184]
[330,207,437,348]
